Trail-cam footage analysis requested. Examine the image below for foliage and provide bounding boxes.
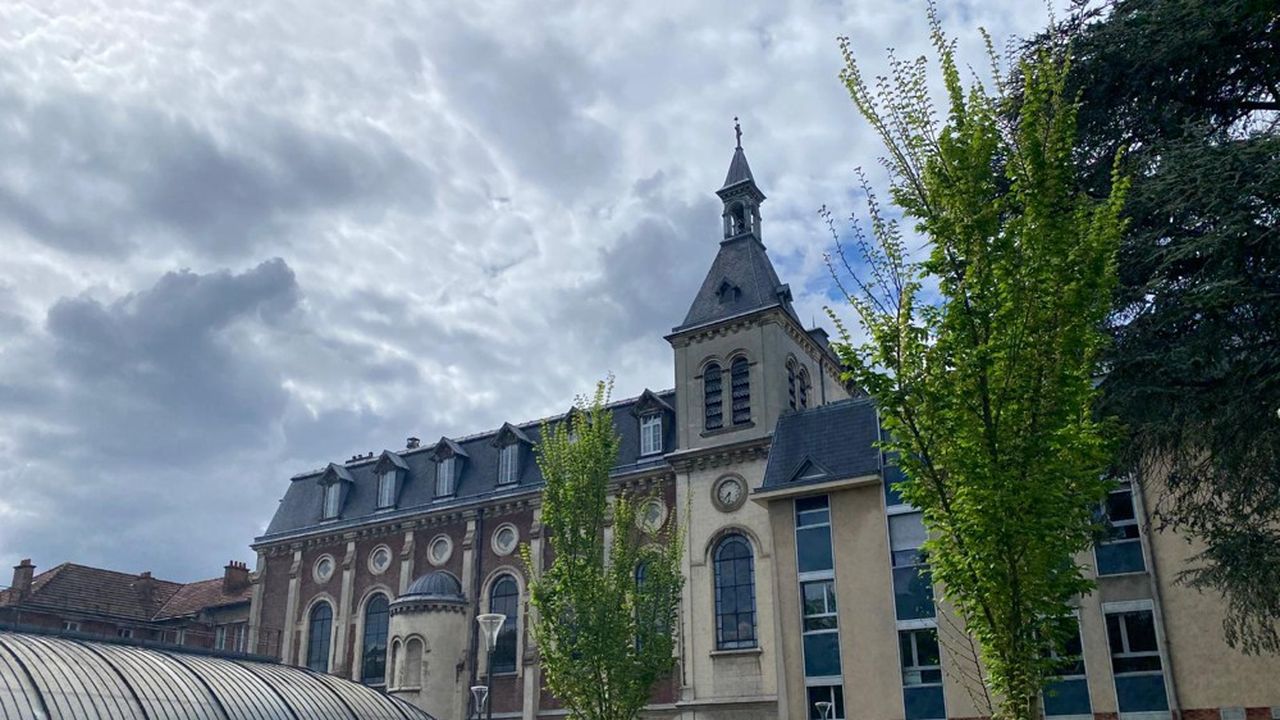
[522,379,683,720]
[828,10,1126,719]
[1024,0,1280,654]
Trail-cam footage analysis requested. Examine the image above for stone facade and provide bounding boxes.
[249,142,1280,720]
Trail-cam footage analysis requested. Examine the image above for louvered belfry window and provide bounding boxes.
[787,360,797,410]
[731,357,751,425]
[704,363,723,430]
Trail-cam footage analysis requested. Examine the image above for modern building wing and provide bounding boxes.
[0,629,434,720]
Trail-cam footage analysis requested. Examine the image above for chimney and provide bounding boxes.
[135,571,156,602]
[406,437,421,449]
[10,559,34,599]
[223,561,250,594]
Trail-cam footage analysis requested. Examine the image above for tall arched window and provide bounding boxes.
[489,575,520,674]
[787,359,798,410]
[714,534,757,649]
[306,602,333,672]
[704,363,723,430]
[798,367,811,409]
[361,594,390,685]
[730,357,751,425]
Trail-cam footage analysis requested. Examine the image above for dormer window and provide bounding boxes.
[377,470,397,509]
[323,483,341,520]
[641,413,663,455]
[436,456,455,498]
[498,443,519,485]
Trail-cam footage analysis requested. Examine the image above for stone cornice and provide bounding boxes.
[665,436,772,473]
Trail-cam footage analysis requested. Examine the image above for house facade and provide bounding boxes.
[248,141,1280,720]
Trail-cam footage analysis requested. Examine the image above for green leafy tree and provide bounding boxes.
[523,379,683,720]
[828,12,1126,719]
[1024,0,1280,654]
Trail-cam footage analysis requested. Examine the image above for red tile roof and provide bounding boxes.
[2,562,250,622]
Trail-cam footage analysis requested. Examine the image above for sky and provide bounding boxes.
[0,0,1064,582]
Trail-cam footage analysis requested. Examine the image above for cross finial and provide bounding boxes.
[734,116,742,149]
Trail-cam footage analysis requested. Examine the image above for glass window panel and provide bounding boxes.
[797,527,834,573]
[306,603,332,672]
[1043,678,1092,717]
[1123,611,1158,651]
[489,576,520,674]
[807,685,846,720]
[889,513,927,557]
[361,595,389,684]
[904,685,946,720]
[893,565,936,620]
[714,535,757,649]
[1106,490,1136,522]
[1095,539,1145,575]
[1115,675,1170,713]
[803,632,842,677]
[796,496,830,527]
[884,463,906,507]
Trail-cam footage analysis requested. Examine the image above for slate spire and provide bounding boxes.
[673,123,796,332]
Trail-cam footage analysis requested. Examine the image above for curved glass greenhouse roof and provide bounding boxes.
[0,630,436,720]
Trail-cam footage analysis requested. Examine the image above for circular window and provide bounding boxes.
[637,498,667,533]
[491,524,519,556]
[368,545,392,575]
[313,554,336,584]
[427,534,453,566]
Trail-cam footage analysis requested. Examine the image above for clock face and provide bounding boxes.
[717,478,743,508]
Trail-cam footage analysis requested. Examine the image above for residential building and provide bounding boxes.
[1,558,258,654]
[249,138,1280,720]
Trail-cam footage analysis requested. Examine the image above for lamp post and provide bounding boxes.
[476,612,506,720]
[469,685,489,720]
[815,700,834,720]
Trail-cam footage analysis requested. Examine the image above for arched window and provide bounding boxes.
[798,367,811,410]
[489,575,520,674]
[306,602,333,672]
[404,637,424,688]
[730,357,751,425]
[713,534,757,649]
[730,203,747,235]
[704,363,723,430]
[361,594,390,685]
[787,359,798,410]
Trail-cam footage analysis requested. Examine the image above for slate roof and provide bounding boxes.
[257,390,678,542]
[0,563,183,621]
[0,629,437,720]
[675,233,797,331]
[153,578,252,620]
[721,146,756,190]
[759,398,882,492]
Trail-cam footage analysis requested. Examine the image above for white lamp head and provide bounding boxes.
[815,700,834,720]
[476,613,506,651]
[470,685,489,712]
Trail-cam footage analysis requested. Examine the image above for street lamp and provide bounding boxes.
[476,613,506,720]
[469,685,489,720]
[815,700,834,720]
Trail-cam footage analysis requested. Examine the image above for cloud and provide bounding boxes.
[0,0,1066,580]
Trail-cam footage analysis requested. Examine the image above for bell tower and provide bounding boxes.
[718,118,765,240]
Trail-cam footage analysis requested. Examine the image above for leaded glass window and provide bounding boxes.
[713,534,756,649]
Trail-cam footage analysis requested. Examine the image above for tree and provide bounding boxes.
[1024,0,1280,654]
[828,11,1126,719]
[523,379,683,720]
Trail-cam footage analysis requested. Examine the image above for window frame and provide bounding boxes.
[488,575,521,675]
[704,362,723,430]
[730,357,751,425]
[377,470,397,509]
[640,412,663,455]
[899,627,943,687]
[712,533,758,650]
[322,483,341,520]
[806,684,847,720]
[498,443,520,485]
[361,593,391,686]
[436,456,455,498]
[1095,482,1146,575]
[306,601,334,673]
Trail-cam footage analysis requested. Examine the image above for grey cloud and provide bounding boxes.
[0,84,433,258]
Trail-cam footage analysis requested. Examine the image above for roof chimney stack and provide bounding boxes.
[406,437,421,449]
[10,559,34,599]
[223,561,250,594]
[134,571,156,602]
